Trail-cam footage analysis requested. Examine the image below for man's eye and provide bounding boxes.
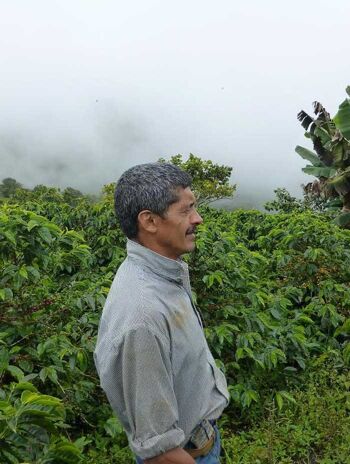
[182,204,195,214]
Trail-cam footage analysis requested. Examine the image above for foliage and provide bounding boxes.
[1,181,350,463]
[62,187,84,206]
[295,86,350,225]
[159,153,236,205]
[264,188,308,213]
[265,187,339,214]
[0,381,81,464]
[0,178,23,199]
[221,362,350,464]
[188,209,350,420]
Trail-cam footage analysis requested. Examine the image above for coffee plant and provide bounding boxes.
[0,185,349,463]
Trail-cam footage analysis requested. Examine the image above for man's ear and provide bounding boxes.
[137,210,158,234]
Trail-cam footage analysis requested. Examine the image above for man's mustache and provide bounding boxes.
[186,227,196,235]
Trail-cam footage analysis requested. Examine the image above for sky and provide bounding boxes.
[1,0,349,208]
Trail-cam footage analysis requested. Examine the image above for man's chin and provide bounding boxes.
[184,241,196,253]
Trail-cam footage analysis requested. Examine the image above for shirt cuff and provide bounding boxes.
[130,426,186,460]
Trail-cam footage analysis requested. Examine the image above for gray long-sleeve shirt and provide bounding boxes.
[94,239,229,459]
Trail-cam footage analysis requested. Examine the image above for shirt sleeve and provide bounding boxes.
[116,326,185,459]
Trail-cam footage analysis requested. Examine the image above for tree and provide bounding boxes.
[0,177,23,198]
[159,153,236,206]
[63,187,84,206]
[295,86,350,226]
[264,188,307,213]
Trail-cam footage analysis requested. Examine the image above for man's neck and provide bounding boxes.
[133,237,180,261]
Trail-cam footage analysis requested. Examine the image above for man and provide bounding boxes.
[94,163,229,463]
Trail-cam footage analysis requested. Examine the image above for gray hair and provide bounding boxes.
[114,162,192,238]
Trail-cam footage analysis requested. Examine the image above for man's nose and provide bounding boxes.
[192,209,203,225]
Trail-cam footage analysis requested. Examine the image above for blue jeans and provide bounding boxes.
[135,426,221,463]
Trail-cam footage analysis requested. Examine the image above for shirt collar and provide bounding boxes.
[126,239,190,286]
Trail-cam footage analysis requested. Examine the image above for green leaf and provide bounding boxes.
[297,315,314,325]
[38,227,52,244]
[47,442,81,463]
[76,350,88,372]
[314,126,332,145]
[334,98,350,140]
[270,308,282,320]
[0,331,10,342]
[0,399,14,414]
[275,392,283,410]
[37,343,45,358]
[7,365,24,381]
[104,416,124,438]
[19,266,28,279]
[4,288,13,300]
[74,436,92,451]
[21,390,63,408]
[335,318,350,336]
[328,169,350,195]
[295,146,324,167]
[23,373,38,382]
[27,219,40,231]
[14,381,38,392]
[27,266,40,280]
[280,391,296,404]
[302,165,336,178]
[47,366,59,384]
[236,347,245,360]
[2,231,16,245]
[21,390,40,404]
[40,367,49,383]
[284,366,298,372]
[0,287,13,301]
[296,357,306,369]
[241,389,259,408]
[85,295,95,311]
[257,312,276,330]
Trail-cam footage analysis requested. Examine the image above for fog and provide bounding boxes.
[1,0,349,208]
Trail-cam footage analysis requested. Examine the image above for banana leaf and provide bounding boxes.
[332,142,348,168]
[295,146,324,167]
[313,126,332,145]
[302,165,336,178]
[328,169,350,195]
[334,98,350,140]
[297,110,313,131]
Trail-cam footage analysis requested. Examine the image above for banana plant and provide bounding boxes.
[296,86,350,226]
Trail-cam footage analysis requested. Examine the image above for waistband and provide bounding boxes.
[184,418,217,456]
[186,418,217,446]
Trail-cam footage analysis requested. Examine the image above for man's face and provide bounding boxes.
[154,187,203,260]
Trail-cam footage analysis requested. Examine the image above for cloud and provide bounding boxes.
[1,0,348,208]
